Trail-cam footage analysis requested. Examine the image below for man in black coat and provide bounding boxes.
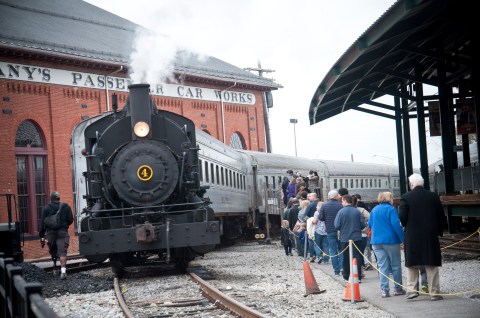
[39,191,74,280]
[282,170,294,205]
[398,173,444,301]
[288,198,300,253]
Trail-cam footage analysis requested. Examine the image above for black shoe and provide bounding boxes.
[310,257,316,263]
[430,295,443,301]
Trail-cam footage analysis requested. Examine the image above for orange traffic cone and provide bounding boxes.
[303,261,326,296]
[342,258,364,302]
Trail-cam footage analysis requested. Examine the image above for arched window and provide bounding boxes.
[229,131,246,149]
[15,120,48,235]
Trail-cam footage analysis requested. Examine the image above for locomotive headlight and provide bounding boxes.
[134,121,150,137]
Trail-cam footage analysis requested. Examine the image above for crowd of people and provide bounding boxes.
[281,170,445,301]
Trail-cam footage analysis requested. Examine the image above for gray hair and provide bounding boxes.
[408,173,424,188]
[327,190,338,200]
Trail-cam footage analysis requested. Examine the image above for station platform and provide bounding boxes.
[311,257,480,318]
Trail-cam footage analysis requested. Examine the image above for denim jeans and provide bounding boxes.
[289,232,296,249]
[358,236,368,267]
[326,231,343,274]
[364,237,372,264]
[314,232,329,263]
[307,238,316,258]
[295,236,304,256]
[372,244,403,292]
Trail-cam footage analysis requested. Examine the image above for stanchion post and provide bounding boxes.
[349,240,354,303]
[304,231,308,261]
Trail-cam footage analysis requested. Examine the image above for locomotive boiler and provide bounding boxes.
[73,84,219,274]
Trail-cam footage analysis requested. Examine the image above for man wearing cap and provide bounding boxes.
[39,191,74,279]
[319,190,344,275]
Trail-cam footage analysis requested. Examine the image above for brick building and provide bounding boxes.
[0,0,281,259]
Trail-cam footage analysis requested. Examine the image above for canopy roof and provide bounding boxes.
[309,0,474,124]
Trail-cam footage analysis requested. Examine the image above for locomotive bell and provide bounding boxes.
[128,84,152,139]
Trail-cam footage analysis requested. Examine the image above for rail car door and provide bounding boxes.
[251,165,259,227]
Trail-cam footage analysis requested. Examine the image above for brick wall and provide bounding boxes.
[0,57,268,259]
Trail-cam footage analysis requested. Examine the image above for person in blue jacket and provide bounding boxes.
[368,191,405,298]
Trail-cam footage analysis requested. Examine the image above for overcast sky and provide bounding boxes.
[84,0,443,167]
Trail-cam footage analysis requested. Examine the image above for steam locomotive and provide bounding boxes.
[72,84,219,274]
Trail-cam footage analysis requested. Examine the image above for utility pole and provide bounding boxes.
[245,61,275,153]
[244,61,275,78]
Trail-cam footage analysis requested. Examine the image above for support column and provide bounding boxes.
[438,61,458,233]
[414,80,430,190]
[395,95,407,194]
[402,85,413,178]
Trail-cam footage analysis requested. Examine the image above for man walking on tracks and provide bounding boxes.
[398,173,444,301]
[39,191,74,279]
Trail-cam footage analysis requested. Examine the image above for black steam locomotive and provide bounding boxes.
[74,84,219,274]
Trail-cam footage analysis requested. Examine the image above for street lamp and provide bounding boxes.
[290,118,298,157]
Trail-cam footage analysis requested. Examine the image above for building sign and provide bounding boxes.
[456,99,476,135]
[0,61,256,105]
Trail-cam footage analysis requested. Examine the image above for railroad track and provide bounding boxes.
[440,233,480,259]
[113,265,266,318]
[42,259,108,274]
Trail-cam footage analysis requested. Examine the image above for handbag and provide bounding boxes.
[44,203,64,230]
[293,220,306,234]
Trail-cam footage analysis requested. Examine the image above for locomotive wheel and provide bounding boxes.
[109,254,125,277]
[85,254,109,264]
[175,258,190,272]
[110,140,179,206]
[173,248,194,272]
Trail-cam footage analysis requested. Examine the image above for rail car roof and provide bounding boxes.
[0,0,281,89]
[196,129,246,163]
[309,0,475,124]
[237,149,399,177]
[237,150,328,174]
[320,160,399,177]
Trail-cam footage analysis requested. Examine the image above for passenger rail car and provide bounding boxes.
[195,137,400,234]
[71,84,219,274]
[429,142,479,194]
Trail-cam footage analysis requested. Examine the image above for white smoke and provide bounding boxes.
[129,28,178,84]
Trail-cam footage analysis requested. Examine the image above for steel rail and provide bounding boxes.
[188,271,267,318]
[113,276,136,318]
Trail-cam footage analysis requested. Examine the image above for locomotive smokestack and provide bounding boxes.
[128,84,152,139]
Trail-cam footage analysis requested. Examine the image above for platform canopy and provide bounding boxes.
[309,0,475,124]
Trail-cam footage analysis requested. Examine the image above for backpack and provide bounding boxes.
[44,203,63,230]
